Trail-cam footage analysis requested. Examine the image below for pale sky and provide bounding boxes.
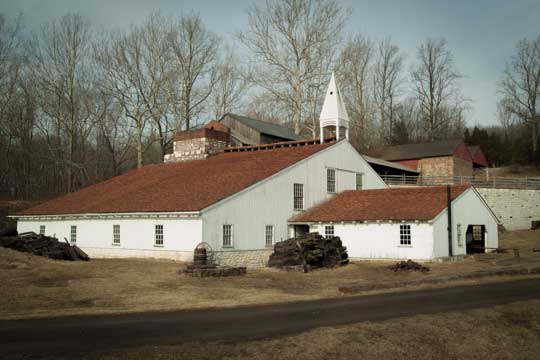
[1,0,539,127]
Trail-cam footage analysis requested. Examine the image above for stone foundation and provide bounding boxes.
[213,249,273,269]
[82,247,194,261]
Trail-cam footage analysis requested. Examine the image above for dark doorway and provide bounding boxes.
[466,225,485,254]
[293,225,310,238]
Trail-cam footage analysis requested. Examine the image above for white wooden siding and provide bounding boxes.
[202,141,387,251]
[17,217,202,260]
[310,222,434,260]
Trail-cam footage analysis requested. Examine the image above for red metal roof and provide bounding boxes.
[290,185,470,222]
[20,141,334,216]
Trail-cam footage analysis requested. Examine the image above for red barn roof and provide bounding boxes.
[468,146,488,167]
[20,140,335,216]
[290,185,470,222]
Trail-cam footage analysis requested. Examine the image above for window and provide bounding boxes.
[155,225,164,246]
[472,225,483,241]
[327,168,336,193]
[399,224,411,245]
[113,224,120,245]
[39,225,45,235]
[70,225,77,244]
[293,183,304,210]
[265,225,274,247]
[356,173,363,190]
[223,224,233,247]
[325,225,334,238]
[457,223,463,247]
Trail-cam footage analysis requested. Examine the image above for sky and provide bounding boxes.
[1,0,539,127]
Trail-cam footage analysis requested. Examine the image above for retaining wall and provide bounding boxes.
[477,188,540,230]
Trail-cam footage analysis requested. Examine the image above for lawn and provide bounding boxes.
[0,230,539,320]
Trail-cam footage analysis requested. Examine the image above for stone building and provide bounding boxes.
[376,139,486,178]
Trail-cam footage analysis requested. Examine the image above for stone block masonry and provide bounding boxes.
[213,249,273,269]
[164,127,230,163]
[477,188,540,230]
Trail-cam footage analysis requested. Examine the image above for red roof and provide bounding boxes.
[290,185,470,222]
[20,141,334,216]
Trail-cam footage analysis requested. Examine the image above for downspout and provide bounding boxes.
[447,185,453,257]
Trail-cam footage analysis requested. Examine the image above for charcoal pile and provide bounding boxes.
[0,231,89,261]
[390,259,429,273]
[268,232,348,272]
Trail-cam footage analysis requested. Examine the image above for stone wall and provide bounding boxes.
[164,128,229,163]
[418,156,454,177]
[213,249,273,269]
[453,157,473,177]
[477,188,540,230]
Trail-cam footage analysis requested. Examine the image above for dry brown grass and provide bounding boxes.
[82,300,540,360]
[1,230,539,320]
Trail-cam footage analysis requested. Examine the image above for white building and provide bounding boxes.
[12,74,498,266]
[290,186,499,260]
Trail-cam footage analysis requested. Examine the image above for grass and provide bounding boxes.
[81,300,540,360]
[0,230,539,320]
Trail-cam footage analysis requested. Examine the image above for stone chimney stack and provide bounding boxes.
[164,121,230,162]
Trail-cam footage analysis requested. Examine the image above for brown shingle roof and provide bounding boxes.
[20,141,334,216]
[290,185,470,222]
[377,139,464,161]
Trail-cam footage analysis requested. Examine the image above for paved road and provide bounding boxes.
[1,278,540,358]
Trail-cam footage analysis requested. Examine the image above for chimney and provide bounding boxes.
[164,121,230,162]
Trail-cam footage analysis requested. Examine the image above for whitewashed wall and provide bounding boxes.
[17,217,202,261]
[202,141,387,252]
[432,188,499,257]
[310,222,435,260]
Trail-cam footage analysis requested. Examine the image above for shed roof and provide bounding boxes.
[222,113,303,141]
[290,185,469,222]
[377,139,464,161]
[20,140,334,216]
[362,155,419,174]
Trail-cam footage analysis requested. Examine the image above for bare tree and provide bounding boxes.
[373,37,404,144]
[167,14,220,130]
[238,0,347,134]
[410,38,465,141]
[336,34,375,150]
[30,13,94,193]
[210,47,248,120]
[499,35,540,159]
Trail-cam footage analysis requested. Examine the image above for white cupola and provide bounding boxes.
[319,72,349,143]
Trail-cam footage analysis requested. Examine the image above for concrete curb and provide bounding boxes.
[338,266,540,294]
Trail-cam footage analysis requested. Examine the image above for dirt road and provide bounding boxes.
[1,278,540,359]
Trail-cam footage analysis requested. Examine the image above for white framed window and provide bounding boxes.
[400,224,411,245]
[70,225,77,244]
[327,168,336,193]
[39,225,45,235]
[155,224,164,246]
[223,224,233,248]
[113,224,120,245]
[265,225,274,247]
[356,173,363,190]
[293,183,304,210]
[325,225,334,238]
[457,223,463,247]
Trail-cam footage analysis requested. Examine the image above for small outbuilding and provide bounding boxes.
[289,185,499,261]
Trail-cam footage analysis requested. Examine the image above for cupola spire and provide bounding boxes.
[319,72,349,143]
